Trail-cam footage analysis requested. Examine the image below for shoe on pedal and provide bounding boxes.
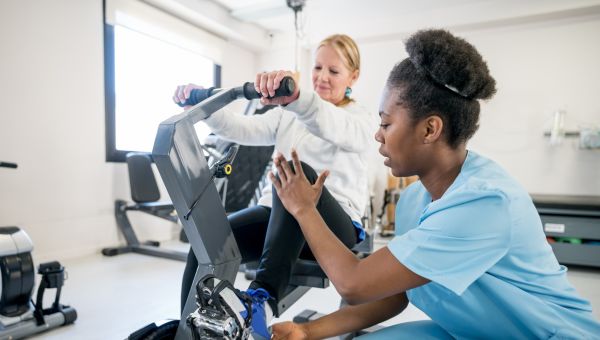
[240,288,272,339]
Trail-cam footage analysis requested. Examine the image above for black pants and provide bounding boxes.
[181,162,358,312]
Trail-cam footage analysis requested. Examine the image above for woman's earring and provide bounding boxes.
[345,87,352,98]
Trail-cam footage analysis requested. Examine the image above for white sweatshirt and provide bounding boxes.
[203,89,377,223]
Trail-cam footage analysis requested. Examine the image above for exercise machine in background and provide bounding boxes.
[0,161,77,339]
[101,152,184,261]
[375,174,419,237]
[533,194,600,268]
[102,99,276,263]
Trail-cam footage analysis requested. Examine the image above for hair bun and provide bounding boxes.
[405,29,496,100]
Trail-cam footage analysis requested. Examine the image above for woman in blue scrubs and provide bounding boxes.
[269,29,600,339]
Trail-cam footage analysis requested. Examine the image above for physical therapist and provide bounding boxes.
[268,29,600,339]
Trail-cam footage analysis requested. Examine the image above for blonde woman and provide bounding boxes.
[174,34,376,339]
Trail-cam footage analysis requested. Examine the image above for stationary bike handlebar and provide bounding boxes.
[177,76,296,107]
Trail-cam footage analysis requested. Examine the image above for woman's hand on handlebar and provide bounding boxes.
[173,83,204,109]
[255,70,300,106]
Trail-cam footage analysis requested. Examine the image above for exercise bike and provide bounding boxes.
[129,78,323,339]
[0,161,77,339]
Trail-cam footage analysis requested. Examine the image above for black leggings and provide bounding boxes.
[181,161,358,311]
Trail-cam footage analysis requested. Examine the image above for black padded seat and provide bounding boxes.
[102,153,184,261]
[292,259,326,277]
[290,259,328,288]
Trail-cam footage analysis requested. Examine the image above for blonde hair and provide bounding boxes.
[318,34,360,106]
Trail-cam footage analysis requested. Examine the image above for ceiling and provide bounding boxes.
[210,0,600,45]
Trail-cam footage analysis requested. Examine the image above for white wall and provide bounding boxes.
[0,0,257,261]
[467,19,600,195]
[0,0,111,262]
[257,13,600,219]
[256,45,313,90]
[354,16,600,196]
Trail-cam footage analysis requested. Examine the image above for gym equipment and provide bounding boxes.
[533,194,600,267]
[128,77,347,339]
[185,275,254,339]
[0,162,77,339]
[131,274,254,340]
[375,175,418,237]
[202,101,277,214]
[103,99,277,260]
[555,237,583,244]
[101,152,184,261]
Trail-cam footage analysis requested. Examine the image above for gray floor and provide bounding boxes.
[27,240,600,340]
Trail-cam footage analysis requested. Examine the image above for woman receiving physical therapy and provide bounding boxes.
[174,34,376,339]
[269,29,600,339]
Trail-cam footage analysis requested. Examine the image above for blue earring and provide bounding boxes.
[345,87,352,98]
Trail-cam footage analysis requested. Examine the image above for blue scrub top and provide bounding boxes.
[387,151,600,339]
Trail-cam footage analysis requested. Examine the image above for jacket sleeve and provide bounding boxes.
[202,106,282,145]
[284,89,377,153]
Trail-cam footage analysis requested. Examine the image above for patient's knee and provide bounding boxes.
[290,160,317,181]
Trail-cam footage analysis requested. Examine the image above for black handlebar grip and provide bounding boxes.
[177,87,216,107]
[242,76,296,100]
[176,76,295,107]
[0,162,18,169]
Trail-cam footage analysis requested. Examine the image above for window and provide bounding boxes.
[104,3,221,162]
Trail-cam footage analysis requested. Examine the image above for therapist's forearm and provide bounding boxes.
[305,293,408,339]
[294,207,362,295]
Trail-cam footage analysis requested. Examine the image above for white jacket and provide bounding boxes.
[203,89,377,223]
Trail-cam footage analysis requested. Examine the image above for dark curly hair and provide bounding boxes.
[387,29,496,148]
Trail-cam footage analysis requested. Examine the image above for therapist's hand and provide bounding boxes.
[173,83,204,110]
[269,149,329,218]
[271,321,310,340]
[255,70,300,106]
